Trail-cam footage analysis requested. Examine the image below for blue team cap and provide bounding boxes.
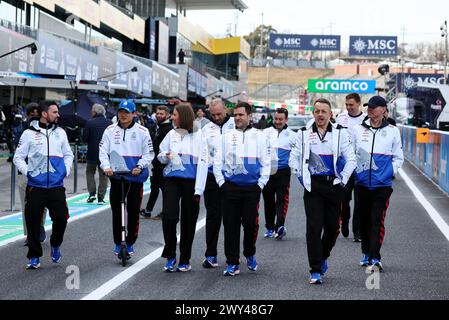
[364,96,387,108]
[118,100,136,113]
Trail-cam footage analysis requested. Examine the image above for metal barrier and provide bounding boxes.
[399,125,449,194]
[10,162,16,211]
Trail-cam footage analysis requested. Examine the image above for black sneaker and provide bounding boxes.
[140,209,152,218]
[86,195,96,203]
[341,223,349,238]
[152,212,163,220]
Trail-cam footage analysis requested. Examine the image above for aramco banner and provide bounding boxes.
[308,79,377,93]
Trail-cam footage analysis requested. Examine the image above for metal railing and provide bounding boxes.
[48,32,99,54]
[0,18,37,39]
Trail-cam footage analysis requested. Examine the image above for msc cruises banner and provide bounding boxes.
[349,36,398,56]
[308,79,377,94]
[395,73,447,94]
[269,34,341,51]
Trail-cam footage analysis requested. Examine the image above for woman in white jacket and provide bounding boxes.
[158,104,208,272]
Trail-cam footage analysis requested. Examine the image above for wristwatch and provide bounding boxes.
[136,164,143,170]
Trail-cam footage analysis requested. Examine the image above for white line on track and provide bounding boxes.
[399,167,449,242]
[82,217,206,300]
[0,190,151,248]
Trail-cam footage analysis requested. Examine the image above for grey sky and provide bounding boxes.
[187,0,448,47]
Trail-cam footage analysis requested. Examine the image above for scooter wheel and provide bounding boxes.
[120,246,128,267]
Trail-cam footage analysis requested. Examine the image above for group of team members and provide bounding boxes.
[14,94,403,285]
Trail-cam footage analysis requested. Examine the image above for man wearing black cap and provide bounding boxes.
[351,96,404,272]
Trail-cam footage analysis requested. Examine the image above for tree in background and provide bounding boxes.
[244,24,278,58]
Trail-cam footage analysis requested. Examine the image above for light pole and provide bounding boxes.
[266,56,272,106]
[441,21,448,84]
[0,42,37,59]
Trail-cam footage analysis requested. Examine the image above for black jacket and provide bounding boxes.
[82,115,113,164]
[152,120,173,167]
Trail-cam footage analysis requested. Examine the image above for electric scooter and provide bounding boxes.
[114,170,132,267]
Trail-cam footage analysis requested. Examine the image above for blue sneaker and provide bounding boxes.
[164,258,177,272]
[177,264,192,272]
[26,257,40,270]
[264,229,275,238]
[223,264,240,276]
[246,256,258,271]
[369,259,383,272]
[114,245,121,255]
[202,256,218,268]
[360,254,370,267]
[309,272,322,284]
[126,245,135,255]
[321,259,328,275]
[51,246,61,263]
[275,226,286,240]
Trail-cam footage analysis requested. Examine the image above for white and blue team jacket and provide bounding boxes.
[289,121,356,192]
[352,119,404,189]
[202,117,235,174]
[14,121,74,188]
[336,111,366,130]
[213,126,271,189]
[263,125,296,175]
[99,121,153,183]
[157,128,209,196]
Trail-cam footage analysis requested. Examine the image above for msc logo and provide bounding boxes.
[311,38,337,47]
[320,39,338,46]
[352,37,397,54]
[403,75,446,89]
[274,37,301,47]
[368,39,396,50]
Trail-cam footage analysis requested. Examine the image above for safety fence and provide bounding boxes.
[399,125,449,194]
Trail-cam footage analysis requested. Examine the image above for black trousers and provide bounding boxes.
[304,176,343,274]
[262,168,291,231]
[162,178,199,265]
[222,182,261,266]
[204,172,223,257]
[145,166,165,212]
[25,186,69,259]
[109,179,143,246]
[340,174,360,237]
[355,186,393,261]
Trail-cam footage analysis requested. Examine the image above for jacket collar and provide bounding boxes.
[118,120,136,129]
[30,120,57,132]
[210,115,231,128]
[308,120,334,132]
[361,118,389,130]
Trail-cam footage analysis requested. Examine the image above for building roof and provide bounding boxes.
[174,0,247,11]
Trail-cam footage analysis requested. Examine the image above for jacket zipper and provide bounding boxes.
[46,128,50,188]
[301,130,304,180]
[369,129,378,187]
[123,128,126,141]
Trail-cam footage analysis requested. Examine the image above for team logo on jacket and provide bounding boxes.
[164,153,186,175]
[356,148,378,173]
[109,151,129,172]
[224,152,248,176]
[131,132,137,140]
[308,152,329,175]
[28,153,56,177]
